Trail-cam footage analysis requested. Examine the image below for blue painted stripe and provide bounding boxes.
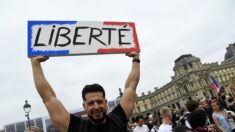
[28,20,77,26]
[29,50,70,57]
[27,21,77,57]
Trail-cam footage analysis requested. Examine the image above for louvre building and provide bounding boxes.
[133,43,235,116]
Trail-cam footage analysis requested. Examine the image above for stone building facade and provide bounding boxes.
[133,43,235,116]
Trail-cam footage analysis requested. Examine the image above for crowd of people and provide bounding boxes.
[30,52,235,132]
[128,92,235,132]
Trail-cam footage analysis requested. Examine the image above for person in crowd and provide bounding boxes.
[212,99,235,132]
[211,97,218,102]
[151,120,160,132]
[180,100,199,128]
[173,124,192,132]
[226,96,235,112]
[134,115,149,132]
[132,123,137,131]
[159,107,173,132]
[188,109,216,132]
[219,93,229,110]
[127,122,133,132]
[145,115,154,130]
[199,98,214,124]
[30,52,140,132]
[179,107,187,121]
[172,109,178,128]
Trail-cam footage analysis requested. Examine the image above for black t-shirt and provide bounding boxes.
[68,104,128,132]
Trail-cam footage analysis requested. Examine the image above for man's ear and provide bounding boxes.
[83,102,85,108]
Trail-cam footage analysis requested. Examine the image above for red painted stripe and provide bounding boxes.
[103,21,131,26]
[129,22,140,52]
[101,21,140,53]
[97,48,139,53]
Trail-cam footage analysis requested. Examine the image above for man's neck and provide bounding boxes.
[162,117,172,125]
[90,118,106,126]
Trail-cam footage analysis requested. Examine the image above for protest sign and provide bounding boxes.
[28,21,140,57]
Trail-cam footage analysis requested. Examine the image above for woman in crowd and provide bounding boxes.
[212,99,235,132]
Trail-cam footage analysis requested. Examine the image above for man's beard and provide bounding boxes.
[88,109,107,125]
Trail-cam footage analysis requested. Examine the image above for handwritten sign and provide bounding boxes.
[28,21,140,57]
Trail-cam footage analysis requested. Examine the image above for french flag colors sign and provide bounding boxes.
[28,21,140,57]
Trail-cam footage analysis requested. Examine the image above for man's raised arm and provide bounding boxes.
[31,56,70,132]
[120,52,140,118]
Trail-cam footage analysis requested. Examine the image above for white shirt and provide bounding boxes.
[226,110,235,129]
[134,124,149,132]
[151,127,159,132]
[158,124,172,132]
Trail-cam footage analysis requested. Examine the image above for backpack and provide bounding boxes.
[79,113,127,132]
[153,128,157,132]
[179,113,190,125]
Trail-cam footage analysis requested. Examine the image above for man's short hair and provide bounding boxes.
[174,124,191,132]
[188,110,207,129]
[160,107,171,117]
[211,96,217,100]
[185,100,198,112]
[82,83,105,101]
[135,115,144,122]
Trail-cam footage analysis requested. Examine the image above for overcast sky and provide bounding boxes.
[0,0,235,129]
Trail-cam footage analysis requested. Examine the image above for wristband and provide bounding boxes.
[133,59,140,63]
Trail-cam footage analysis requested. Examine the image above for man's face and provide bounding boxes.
[166,110,173,119]
[199,104,205,110]
[83,92,107,124]
[202,100,209,108]
[137,119,144,127]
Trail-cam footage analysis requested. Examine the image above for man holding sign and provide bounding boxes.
[30,52,140,132]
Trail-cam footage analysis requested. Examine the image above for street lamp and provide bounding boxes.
[23,100,31,131]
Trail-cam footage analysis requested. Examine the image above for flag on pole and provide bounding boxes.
[210,76,221,93]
